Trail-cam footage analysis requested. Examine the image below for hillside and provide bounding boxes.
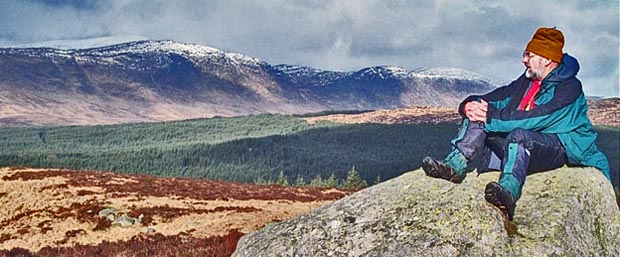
[302,98,620,188]
[0,114,457,184]
[0,101,617,256]
[0,40,495,127]
[305,98,620,127]
[0,102,618,189]
[0,167,350,256]
[587,97,620,127]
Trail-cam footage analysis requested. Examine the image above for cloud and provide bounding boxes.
[0,0,618,96]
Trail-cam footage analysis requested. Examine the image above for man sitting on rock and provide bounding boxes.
[422,27,611,221]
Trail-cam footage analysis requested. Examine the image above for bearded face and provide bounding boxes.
[522,51,548,80]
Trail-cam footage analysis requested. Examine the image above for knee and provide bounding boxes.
[505,128,533,145]
[466,120,484,129]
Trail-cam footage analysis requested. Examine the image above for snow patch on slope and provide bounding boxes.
[83,40,263,66]
[1,38,264,68]
[412,67,505,86]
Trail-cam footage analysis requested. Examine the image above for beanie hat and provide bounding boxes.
[525,27,564,63]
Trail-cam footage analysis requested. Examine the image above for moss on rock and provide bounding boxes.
[233,167,620,257]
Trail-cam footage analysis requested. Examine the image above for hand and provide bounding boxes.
[464,99,488,122]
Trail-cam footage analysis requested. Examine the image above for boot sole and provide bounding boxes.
[422,157,438,177]
[484,182,514,221]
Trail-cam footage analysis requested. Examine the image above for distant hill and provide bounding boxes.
[0,40,495,127]
[305,98,620,127]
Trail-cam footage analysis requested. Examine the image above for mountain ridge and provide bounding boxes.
[0,39,496,127]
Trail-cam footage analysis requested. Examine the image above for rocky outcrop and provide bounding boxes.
[98,208,144,227]
[233,167,620,257]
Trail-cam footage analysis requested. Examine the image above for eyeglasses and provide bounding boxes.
[522,51,535,59]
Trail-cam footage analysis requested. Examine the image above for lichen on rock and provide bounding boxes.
[233,167,620,257]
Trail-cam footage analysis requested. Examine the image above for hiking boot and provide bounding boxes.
[484,182,516,221]
[422,157,464,183]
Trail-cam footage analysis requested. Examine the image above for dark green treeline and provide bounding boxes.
[0,114,455,184]
[0,114,618,190]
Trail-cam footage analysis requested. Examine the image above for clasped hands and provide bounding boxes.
[464,100,488,122]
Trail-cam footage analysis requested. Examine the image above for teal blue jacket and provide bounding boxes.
[458,54,611,181]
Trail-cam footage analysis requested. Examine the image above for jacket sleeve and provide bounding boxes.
[458,79,518,117]
[484,78,583,133]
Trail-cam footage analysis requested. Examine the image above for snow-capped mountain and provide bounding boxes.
[0,40,496,126]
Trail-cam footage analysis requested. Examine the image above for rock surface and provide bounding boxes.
[233,167,620,257]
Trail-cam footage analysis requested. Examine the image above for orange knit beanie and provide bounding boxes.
[525,27,564,63]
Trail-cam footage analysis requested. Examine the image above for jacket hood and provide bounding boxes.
[546,53,580,82]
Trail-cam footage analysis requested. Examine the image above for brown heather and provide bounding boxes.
[0,167,351,256]
[305,99,620,127]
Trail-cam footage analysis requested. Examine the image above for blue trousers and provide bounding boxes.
[452,120,568,200]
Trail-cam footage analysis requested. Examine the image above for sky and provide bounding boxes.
[1,0,618,96]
